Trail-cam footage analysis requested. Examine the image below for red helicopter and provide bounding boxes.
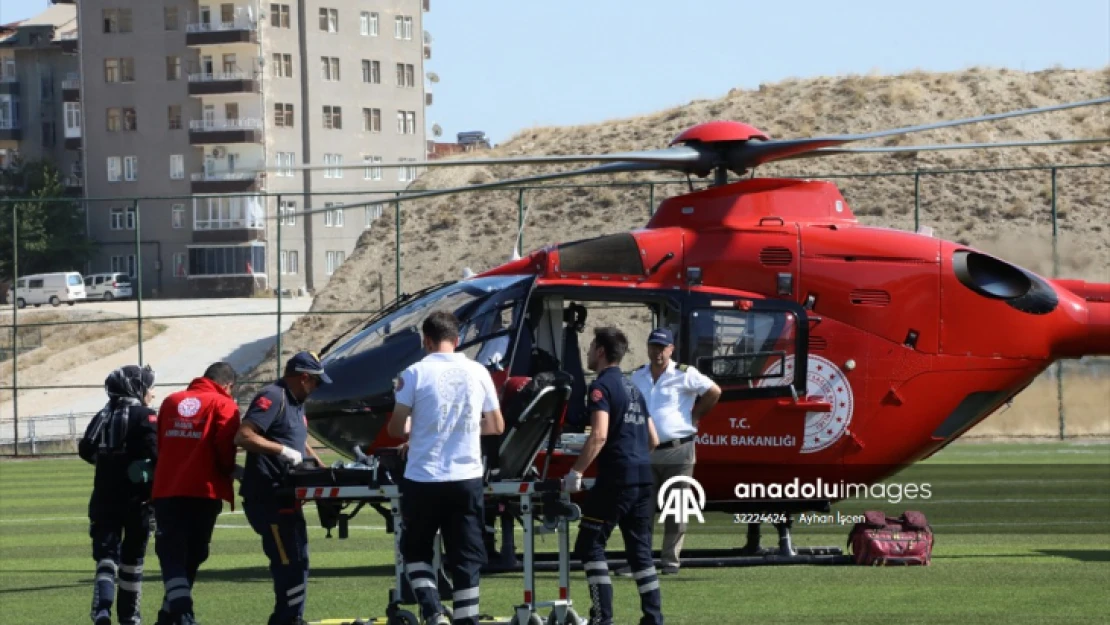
[293,97,1110,560]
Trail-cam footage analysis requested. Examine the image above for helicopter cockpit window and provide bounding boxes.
[324,274,533,364]
[688,309,797,388]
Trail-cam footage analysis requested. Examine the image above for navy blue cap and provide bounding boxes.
[285,351,332,384]
[648,328,674,346]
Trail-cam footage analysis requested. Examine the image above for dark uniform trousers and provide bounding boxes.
[152,498,222,624]
[243,494,310,625]
[90,498,152,625]
[400,477,485,625]
[574,483,664,625]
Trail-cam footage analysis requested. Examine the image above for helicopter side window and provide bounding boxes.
[689,309,798,390]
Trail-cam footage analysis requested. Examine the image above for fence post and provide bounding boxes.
[648,183,655,217]
[10,202,18,457]
[913,172,920,232]
[276,194,283,379]
[1050,167,1065,440]
[28,419,35,455]
[517,189,525,255]
[133,199,143,367]
[395,193,401,300]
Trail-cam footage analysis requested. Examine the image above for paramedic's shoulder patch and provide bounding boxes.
[590,388,604,403]
[254,396,273,411]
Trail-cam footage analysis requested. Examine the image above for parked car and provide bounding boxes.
[9,272,87,308]
[83,272,133,301]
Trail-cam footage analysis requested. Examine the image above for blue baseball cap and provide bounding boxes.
[648,328,674,346]
[285,351,333,384]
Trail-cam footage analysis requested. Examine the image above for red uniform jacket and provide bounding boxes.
[152,377,241,505]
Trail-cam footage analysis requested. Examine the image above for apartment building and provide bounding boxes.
[0,3,82,187]
[76,0,429,298]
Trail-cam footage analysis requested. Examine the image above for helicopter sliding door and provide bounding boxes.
[681,291,812,467]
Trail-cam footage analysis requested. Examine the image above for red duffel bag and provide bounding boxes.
[847,510,935,566]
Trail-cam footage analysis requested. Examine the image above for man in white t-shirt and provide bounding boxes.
[387,311,505,625]
[629,328,721,575]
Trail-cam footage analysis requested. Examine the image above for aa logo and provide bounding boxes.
[657,476,706,525]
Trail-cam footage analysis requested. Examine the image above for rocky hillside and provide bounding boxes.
[241,66,1110,436]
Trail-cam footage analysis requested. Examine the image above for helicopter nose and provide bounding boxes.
[1051,280,1110,358]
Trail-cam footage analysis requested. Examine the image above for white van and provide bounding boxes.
[83,272,133,301]
[9,272,87,308]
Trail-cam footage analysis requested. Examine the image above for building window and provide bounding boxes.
[398,158,418,182]
[396,63,414,87]
[104,59,119,83]
[168,105,181,130]
[164,7,178,30]
[322,153,342,178]
[361,59,380,84]
[188,244,267,276]
[123,156,138,181]
[319,8,338,32]
[394,15,412,39]
[106,107,120,131]
[120,58,135,82]
[110,207,124,229]
[272,53,292,78]
[270,4,290,28]
[166,56,180,80]
[170,154,184,180]
[107,156,121,182]
[124,207,136,230]
[360,11,378,36]
[280,250,299,274]
[64,102,81,132]
[325,250,345,275]
[323,105,341,129]
[397,110,416,134]
[365,204,383,228]
[122,108,137,131]
[173,252,187,278]
[321,56,339,81]
[275,151,295,176]
[103,8,133,33]
[279,200,297,225]
[363,155,382,180]
[274,103,294,127]
[172,204,185,228]
[363,108,381,132]
[323,202,344,227]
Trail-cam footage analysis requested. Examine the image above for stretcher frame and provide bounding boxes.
[289,383,590,625]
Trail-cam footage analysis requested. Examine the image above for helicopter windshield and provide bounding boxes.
[323,274,534,365]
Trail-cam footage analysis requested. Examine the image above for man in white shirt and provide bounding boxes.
[387,311,506,625]
[629,328,721,575]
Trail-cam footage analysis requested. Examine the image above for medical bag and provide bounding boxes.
[847,510,935,566]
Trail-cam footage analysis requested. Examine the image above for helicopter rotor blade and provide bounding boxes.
[783,137,1110,158]
[254,145,704,175]
[275,160,661,220]
[735,96,1110,168]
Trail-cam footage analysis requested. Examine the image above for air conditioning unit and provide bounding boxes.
[212,146,226,158]
[425,92,433,106]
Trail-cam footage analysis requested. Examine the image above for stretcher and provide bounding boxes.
[285,381,591,625]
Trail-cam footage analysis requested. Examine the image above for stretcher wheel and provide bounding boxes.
[510,613,543,625]
[547,608,583,625]
[386,609,419,625]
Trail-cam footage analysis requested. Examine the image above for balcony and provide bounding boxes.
[62,74,79,101]
[64,135,82,150]
[189,118,262,144]
[186,18,259,46]
[0,75,17,96]
[187,71,259,96]
[64,175,83,193]
[0,121,21,141]
[190,169,261,194]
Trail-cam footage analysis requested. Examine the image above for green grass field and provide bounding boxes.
[2,442,1108,625]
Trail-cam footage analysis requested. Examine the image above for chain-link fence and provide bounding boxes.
[2,163,1108,455]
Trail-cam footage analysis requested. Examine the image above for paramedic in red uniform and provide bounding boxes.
[235,351,330,625]
[150,362,241,625]
[388,311,505,625]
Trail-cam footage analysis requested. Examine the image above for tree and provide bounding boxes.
[0,159,93,288]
